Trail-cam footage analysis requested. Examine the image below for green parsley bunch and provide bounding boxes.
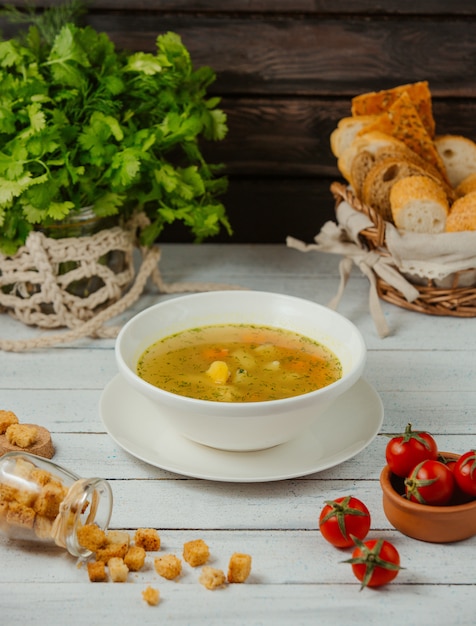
[0,13,230,254]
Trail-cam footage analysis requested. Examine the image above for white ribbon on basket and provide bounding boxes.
[287,201,420,338]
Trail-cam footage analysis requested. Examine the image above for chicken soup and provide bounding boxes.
[136,324,342,402]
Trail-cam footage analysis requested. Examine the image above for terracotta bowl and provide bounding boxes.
[380,454,476,543]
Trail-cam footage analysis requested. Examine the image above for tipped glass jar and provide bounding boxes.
[0,452,112,558]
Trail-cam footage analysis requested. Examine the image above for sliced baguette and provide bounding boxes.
[362,157,442,222]
[330,115,377,158]
[455,172,476,197]
[446,191,476,231]
[390,175,449,233]
[350,142,454,200]
[337,131,406,184]
[435,134,476,188]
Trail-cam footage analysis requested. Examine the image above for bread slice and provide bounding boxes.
[350,142,454,200]
[390,175,449,233]
[362,157,442,222]
[358,92,447,180]
[351,81,435,137]
[349,150,377,197]
[337,131,406,183]
[330,115,377,158]
[435,134,476,188]
[446,191,476,231]
[456,172,476,197]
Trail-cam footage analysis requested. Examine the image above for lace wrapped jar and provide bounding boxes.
[0,452,112,558]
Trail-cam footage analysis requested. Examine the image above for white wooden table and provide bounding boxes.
[1,243,475,625]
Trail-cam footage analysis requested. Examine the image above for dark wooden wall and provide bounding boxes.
[2,1,476,243]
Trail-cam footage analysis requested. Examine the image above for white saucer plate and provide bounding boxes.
[100,375,383,483]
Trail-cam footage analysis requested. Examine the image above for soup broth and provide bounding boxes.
[137,324,342,402]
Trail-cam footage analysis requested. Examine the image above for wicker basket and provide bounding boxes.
[331,181,476,318]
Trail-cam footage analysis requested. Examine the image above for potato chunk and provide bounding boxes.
[206,360,230,384]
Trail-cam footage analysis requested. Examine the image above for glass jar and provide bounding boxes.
[37,206,118,239]
[35,206,126,300]
[0,452,113,558]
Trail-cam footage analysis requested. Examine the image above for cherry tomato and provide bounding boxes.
[345,537,401,589]
[319,496,371,548]
[438,453,458,472]
[453,450,476,497]
[404,459,455,505]
[385,423,438,477]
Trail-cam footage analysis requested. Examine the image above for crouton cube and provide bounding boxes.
[30,468,53,487]
[154,554,182,580]
[0,410,19,434]
[199,566,226,590]
[142,586,160,606]
[183,539,210,567]
[33,482,66,518]
[6,501,36,529]
[108,557,129,582]
[0,482,19,504]
[13,484,38,507]
[12,456,36,479]
[34,514,54,540]
[106,530,130,547]
[95,541,128,563]
[0,500,8,518]
[87,560,108,582]
[77,523,108,552]
[0,500,9,534]
[124,546,146,571]
[6,424,38,448]
[134,527,160,551]
[227,552,252,583]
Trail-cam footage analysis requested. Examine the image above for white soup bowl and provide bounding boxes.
[115,291,366,451]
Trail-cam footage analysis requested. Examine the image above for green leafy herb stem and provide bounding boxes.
[0,6,230,254]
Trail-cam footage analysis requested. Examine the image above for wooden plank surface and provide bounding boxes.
[1,2,476,242]
[1,243,475,625]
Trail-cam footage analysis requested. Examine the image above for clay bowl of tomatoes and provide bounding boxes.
[380,424,476,543]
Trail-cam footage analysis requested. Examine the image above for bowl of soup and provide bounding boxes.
[115,291,366,451]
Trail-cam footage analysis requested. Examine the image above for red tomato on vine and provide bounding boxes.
[344,537,402,589]
[404,459,455,505]
[438,453,458,472]
[319,496,371,548]
[453,450,476,497]
[385,423,438,477]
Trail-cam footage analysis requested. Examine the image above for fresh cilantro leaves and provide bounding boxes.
[0,15,230,253]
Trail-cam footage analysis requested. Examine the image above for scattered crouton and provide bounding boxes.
[227,553,252,583]
[5,424,38,448]
[124,545,146,571]
[87,560,108,582]
[106,530,130,547]
[183,539,210,567]
[96,541,129,563]
[154,554,182,580]
[199,566,226,590]
[134,528,161,551]
[142,586,160,606]
[77,524,108,552]
[0,411,19,434]
[108,557,129,583]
